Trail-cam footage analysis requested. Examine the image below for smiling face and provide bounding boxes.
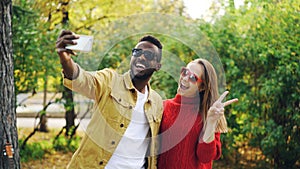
[130,41,161,80]
[177,62,204,97]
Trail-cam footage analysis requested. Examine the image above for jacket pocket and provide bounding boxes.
[109,91,134,119]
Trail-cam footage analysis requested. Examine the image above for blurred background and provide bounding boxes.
[8,0,300,168]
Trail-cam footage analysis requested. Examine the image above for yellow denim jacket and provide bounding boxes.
[64,66,163,169]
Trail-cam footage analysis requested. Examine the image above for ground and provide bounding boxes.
[19,127,81,169]
[17,127,264,169]
[21,151,73,169]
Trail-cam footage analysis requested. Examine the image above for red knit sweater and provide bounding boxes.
[157,94,222,169]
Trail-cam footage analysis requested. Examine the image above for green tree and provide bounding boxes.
[13,2,40,94]
[200,0,299,168]
[13,0,187,133]
[13,0,60,132]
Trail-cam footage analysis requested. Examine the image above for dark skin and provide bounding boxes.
[130,41,161,93]
[56,30,161,93]
[56,30,80,79]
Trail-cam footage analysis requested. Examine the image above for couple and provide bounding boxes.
[56,31,238,169]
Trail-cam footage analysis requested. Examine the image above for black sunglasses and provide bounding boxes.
[132,48,156,61]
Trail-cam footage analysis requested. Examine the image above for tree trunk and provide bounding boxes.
[39,72,48,132]
[60,0,76,136]
[0,0,20,168]
[63,86,76,136]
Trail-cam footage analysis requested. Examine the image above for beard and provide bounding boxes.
[130,59,156,80]
[131,68,155,80]
[131,67,156,80]
[135,70,155,80]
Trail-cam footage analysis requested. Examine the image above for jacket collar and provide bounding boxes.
[124,70,135,91]
[123,70,153,104]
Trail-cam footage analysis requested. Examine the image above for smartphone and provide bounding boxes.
[66,35,93,52]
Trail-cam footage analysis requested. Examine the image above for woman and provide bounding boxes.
[158,58,238,169]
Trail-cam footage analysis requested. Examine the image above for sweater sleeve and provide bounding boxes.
[196,132,222,163]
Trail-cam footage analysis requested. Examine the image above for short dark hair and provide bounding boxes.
[139,35,163,62]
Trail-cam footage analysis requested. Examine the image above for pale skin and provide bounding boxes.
[202,91,239,143]
[178,62,238,143]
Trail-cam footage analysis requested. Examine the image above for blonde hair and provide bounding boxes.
[192,58,228,133]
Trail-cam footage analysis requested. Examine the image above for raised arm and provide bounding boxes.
[196,91,238,163]
[202,91,238,143]
[55,30,80,79]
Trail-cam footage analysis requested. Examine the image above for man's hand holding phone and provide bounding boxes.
[66,35,93,53]
[56,30,93,56]
[56,30,79,57]
[56,30,93,79]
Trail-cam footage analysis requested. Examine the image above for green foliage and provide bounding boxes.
[19,135,81,162]
[12,0,186,95]
[151,70,178,99]
[14,0,300,168]
[12,3,40,94]
[199,0,299,167]
[13,0,62,94]
[19,139,51,162]
[53,135,81,153]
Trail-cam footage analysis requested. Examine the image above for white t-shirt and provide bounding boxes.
[105,87,149,169]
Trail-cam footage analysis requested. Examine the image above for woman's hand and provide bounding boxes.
[202,91,238,143]
[207,91,238,124]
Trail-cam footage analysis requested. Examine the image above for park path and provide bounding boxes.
[17,117,90,131]
[16,92,92,131]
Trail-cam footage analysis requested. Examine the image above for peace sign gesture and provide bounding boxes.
[207,91,238,123]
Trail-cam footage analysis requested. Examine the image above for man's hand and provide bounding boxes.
[56,30,80,79]
[56,30,79,63]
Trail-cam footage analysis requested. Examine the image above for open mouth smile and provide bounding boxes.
[180,82,189,90]
[136,63,146,70]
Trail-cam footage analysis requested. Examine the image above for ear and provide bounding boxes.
[155,63,161,71]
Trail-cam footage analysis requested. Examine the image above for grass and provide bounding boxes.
[19,127,296,169]
[18,127,234,169]
[17,127,258,169]
[18,127,83,169]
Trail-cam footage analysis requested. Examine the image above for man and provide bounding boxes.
[56,30,163,169]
